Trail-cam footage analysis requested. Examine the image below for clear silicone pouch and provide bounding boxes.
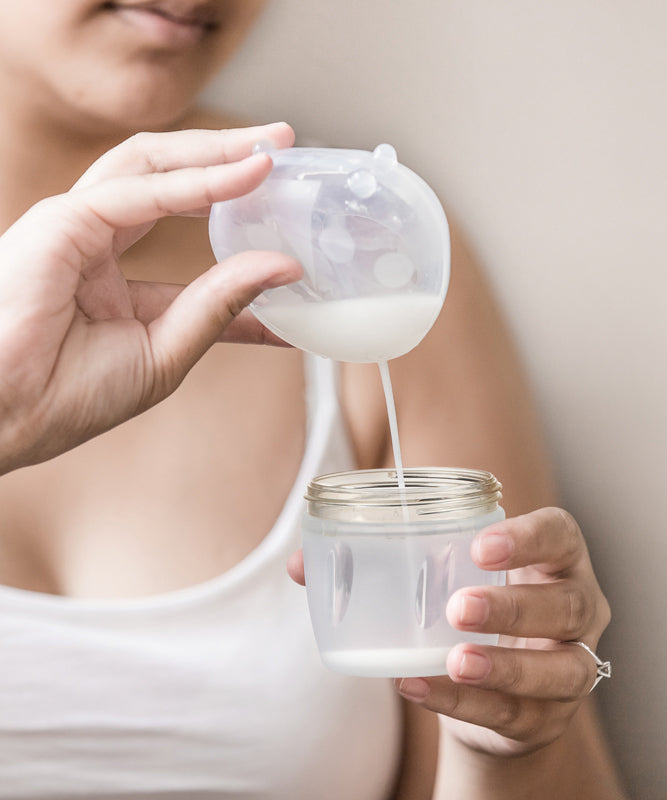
[209,144,450,362]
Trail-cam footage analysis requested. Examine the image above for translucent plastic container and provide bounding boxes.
[209,144,450,362]
[302,469,506,678]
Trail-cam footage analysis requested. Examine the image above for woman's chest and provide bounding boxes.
[0,345,306,598]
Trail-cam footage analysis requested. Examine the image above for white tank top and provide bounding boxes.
[0,356,402,800]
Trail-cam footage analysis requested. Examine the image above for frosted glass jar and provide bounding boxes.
[302,468,506,678]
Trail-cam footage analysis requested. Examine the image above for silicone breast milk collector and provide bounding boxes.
[208,144,450,362]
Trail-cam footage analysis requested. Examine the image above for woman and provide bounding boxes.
[0,2,627,798]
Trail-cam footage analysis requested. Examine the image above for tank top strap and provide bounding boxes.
[304,353,356,479]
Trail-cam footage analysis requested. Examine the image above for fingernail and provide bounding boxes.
[457,651,491,681]
[395,677,431,701]
[452,594,489,627]
[474,533,513,566]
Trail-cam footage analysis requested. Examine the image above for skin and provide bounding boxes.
[0,2,627,798]
[0,127,302,475]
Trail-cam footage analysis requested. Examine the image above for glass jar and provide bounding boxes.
[302,468,505,677]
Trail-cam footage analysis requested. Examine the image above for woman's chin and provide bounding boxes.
[49,75,204,139]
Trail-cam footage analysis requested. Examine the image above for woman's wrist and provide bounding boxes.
[436,701,627,800]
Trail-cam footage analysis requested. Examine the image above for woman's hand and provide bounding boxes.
[287,506,611,758]
[0,123,301,475]
[394,507,612,757]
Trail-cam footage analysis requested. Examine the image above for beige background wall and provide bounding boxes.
[202,2,666,797]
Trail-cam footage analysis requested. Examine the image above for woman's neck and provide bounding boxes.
[0,97,240,281]
[0,93,216,230]
[0,105,126,229]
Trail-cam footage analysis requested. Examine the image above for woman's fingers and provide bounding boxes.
[453,507,610,643]
[446,642,597,700]
[72,152,274,237]
[145,249,301,399]
[446,579,596,641]
[472,507,586,574]
[73,123,295,187]
[395,676,572,748]
[128,281,291,346]
[217,309,291,346]
[287,549,306,585]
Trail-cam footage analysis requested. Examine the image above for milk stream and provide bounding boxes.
[378,359,409,520]
[255,293,433,511]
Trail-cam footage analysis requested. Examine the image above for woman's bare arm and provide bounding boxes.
[340,222,627,799]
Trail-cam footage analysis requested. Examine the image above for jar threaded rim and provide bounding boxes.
[305,468,502,520]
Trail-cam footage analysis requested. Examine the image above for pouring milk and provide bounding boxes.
[209,143,451,487]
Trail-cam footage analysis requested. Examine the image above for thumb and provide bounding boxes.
[146,250,301,398]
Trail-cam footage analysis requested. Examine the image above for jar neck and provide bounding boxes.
[305,468,502,522]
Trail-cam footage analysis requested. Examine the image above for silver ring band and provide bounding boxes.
[564,641,612,692]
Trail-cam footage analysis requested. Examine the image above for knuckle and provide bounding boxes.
[565,654,592,700]
[597,593,612,632]
[202,164,221,207]
[127,132,163,173]
[505,589,523,633]
[563,584,589,638]
[423,682,468,721]
[494,695,524,735]
[499,698,573,748]
[444,683,466,719]
[514,708,544,743]
[207,279,248,327]
[220,287,247,321]
[223,299,244,322]
[504,654,525,693]
[554,508,582,562]
[493,695,528,739]
[137,172,169,216]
